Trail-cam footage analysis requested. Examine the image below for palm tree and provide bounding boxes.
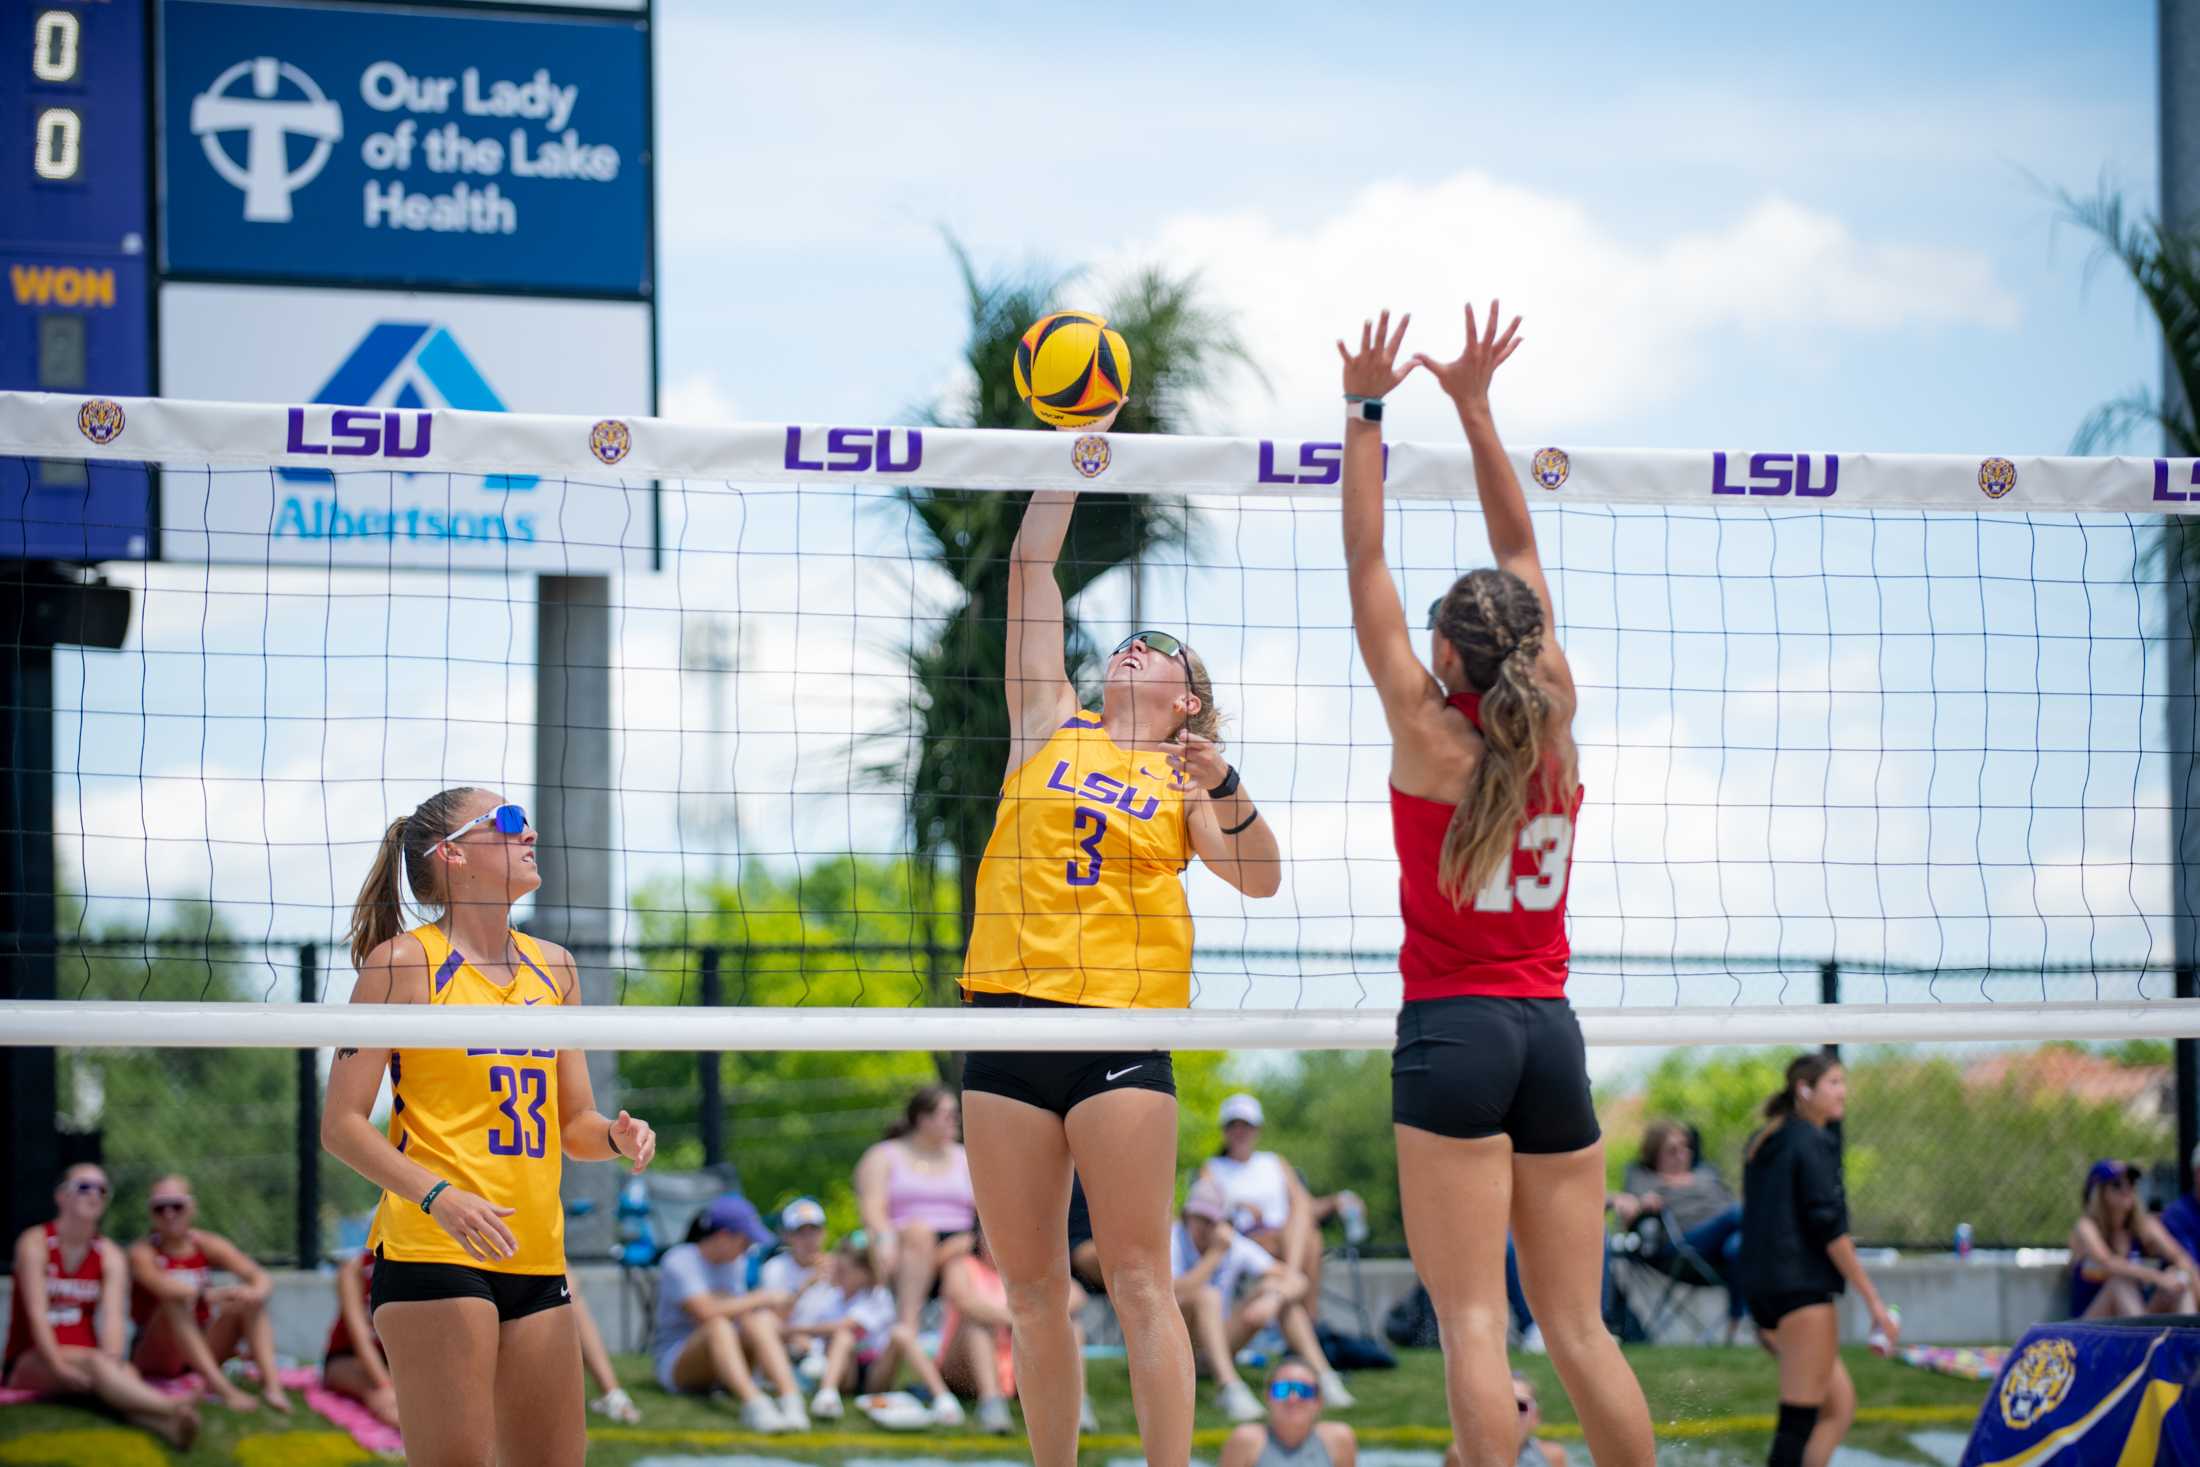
[877,238,1254,1030]
[2063,186,2200,597]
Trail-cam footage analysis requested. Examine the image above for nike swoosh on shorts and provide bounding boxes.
[1105,1065,1142,1082]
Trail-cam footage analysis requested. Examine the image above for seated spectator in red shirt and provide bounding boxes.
[126,1173,289,1413]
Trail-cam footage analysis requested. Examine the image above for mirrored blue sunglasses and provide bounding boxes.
[1268,1379,1319,1403]
[442,803,530,845]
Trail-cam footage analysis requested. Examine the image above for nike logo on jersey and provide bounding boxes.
[1105,1065,1142,1082]
[524,997,542,1005]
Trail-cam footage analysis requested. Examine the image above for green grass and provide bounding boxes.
[0,1346,1991,1464]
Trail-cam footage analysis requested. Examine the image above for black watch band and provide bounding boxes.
[1207,765,1241,800]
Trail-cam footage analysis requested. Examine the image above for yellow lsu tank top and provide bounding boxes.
[961,714,1193,1009]
[367,924,567,1274]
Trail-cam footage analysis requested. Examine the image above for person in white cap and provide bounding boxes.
[1172,1178,1344,1422]
[757,1198,832,1309]
[1203,1092,1363,1377]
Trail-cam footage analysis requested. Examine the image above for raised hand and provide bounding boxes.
[1163,731,1230,793]
[1412,300,1522,413]
[1335,309,1416,401]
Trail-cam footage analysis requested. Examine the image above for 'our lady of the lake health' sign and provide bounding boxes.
[159,0,649,297]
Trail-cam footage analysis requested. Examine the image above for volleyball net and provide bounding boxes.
[11,389,2200,1260]
[0,390,2196,1053]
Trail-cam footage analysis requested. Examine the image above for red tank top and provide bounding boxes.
[130,1234,211,1330]
[5,1223,106,1370]
[325,1253,378,1361]
[1394,691,1582,1002]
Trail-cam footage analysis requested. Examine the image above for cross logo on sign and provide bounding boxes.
[190,57,342,223]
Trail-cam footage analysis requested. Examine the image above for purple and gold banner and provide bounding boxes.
[1962,1320,2200,1466]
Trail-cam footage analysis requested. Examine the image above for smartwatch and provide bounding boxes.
[1346,396,1384,424]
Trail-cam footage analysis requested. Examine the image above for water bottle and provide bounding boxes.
[1954,1222,1973,1261]
[616,1175,654,1267]
[1868,1304,1902,1358]
[1338,1193,1369,1247]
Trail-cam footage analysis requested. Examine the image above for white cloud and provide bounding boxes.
[1108,171,2020,442]
[661,371,739,426]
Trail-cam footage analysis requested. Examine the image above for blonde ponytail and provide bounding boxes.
[346,786,486,969]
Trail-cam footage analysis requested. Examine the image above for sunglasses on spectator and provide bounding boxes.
[71,1180,108,1196]
[150,1199,189,1214]
[1268,1379,1319,1403]
[443,803,530,846]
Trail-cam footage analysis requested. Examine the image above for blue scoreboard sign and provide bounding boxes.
[161,1,650,296]
[0,2,155,559]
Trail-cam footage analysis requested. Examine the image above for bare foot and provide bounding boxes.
[133,1402,200,1451]
[217,1382,260,1412]
[262,1385,294,1414]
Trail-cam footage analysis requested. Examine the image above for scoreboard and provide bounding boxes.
[1,0,655,566]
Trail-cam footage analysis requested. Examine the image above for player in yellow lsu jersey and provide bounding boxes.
[961,415,1283,1467]
[323,786,657,1467]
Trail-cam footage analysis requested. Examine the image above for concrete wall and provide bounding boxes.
[0,1250,2072,1366]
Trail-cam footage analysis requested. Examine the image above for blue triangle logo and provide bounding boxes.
[279,323,538,489]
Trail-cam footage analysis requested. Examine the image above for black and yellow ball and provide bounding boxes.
[1013,311,1132,428]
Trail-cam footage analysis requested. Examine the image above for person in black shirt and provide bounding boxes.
[1739,1051,1898,1467]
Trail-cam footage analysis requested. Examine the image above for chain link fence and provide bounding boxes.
[25,938,2189,1264]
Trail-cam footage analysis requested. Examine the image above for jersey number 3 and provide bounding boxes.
[1473,814,1573,913]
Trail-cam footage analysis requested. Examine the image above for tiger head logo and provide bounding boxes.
[589,419,632,467]
[1998,1337,2076,1430]
[1531,447,1570,491]
[1071,434,1111,480]
[1978,457,2016,500]
[76,399,126,446]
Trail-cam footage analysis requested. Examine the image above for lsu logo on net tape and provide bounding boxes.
[1531,447,1570,491]
[1978,457,2017,500]
[77,399,126,446]
[1072,434,1112,480]
[590,419,633,467]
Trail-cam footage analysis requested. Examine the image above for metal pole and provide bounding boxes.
[699,947,723,1169]
[2162,0,2200,1195]
[1820,959,1840,1058]
[538,575,620,1258]
[295,943,320,1269]
[0,611,57,1246]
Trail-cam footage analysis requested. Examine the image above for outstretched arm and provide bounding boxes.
[1337,311,1441,731]
[1414,301,1574,705]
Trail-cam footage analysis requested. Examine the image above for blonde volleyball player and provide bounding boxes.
[324,788,657,1467]
[962,411,1283,1467]
[1338,306,1652,1467]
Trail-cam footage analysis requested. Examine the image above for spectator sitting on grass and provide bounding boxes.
[2070,1159,2199,1318]
[1203,1094,1360,1312]
[785,1231,896,1423]
[1608,1119,1747,1343]
[1175,1177,1354,1424]
[320,1249,396,1431]
[933,1228,1021,1435]
[854,1087,977,1346]
[3,1164,199,1451]
[1218,1356,1358,1467]
[125,1173,290,1414]
[651,1194,808,1433]
[758,1198,832,1310]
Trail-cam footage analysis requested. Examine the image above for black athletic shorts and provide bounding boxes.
[369,1248,570,1324]
[1391,994,1600,1153]
[960,990,1176,1118]
[1749,1290,1837,1332]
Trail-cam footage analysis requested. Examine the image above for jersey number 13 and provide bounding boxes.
[1472,814,1573,913]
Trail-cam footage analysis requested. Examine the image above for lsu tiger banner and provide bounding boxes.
[1962,1319,2200,1466]
[5,390,2200,515]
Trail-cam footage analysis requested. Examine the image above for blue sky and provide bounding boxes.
[654,0,2160,454]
